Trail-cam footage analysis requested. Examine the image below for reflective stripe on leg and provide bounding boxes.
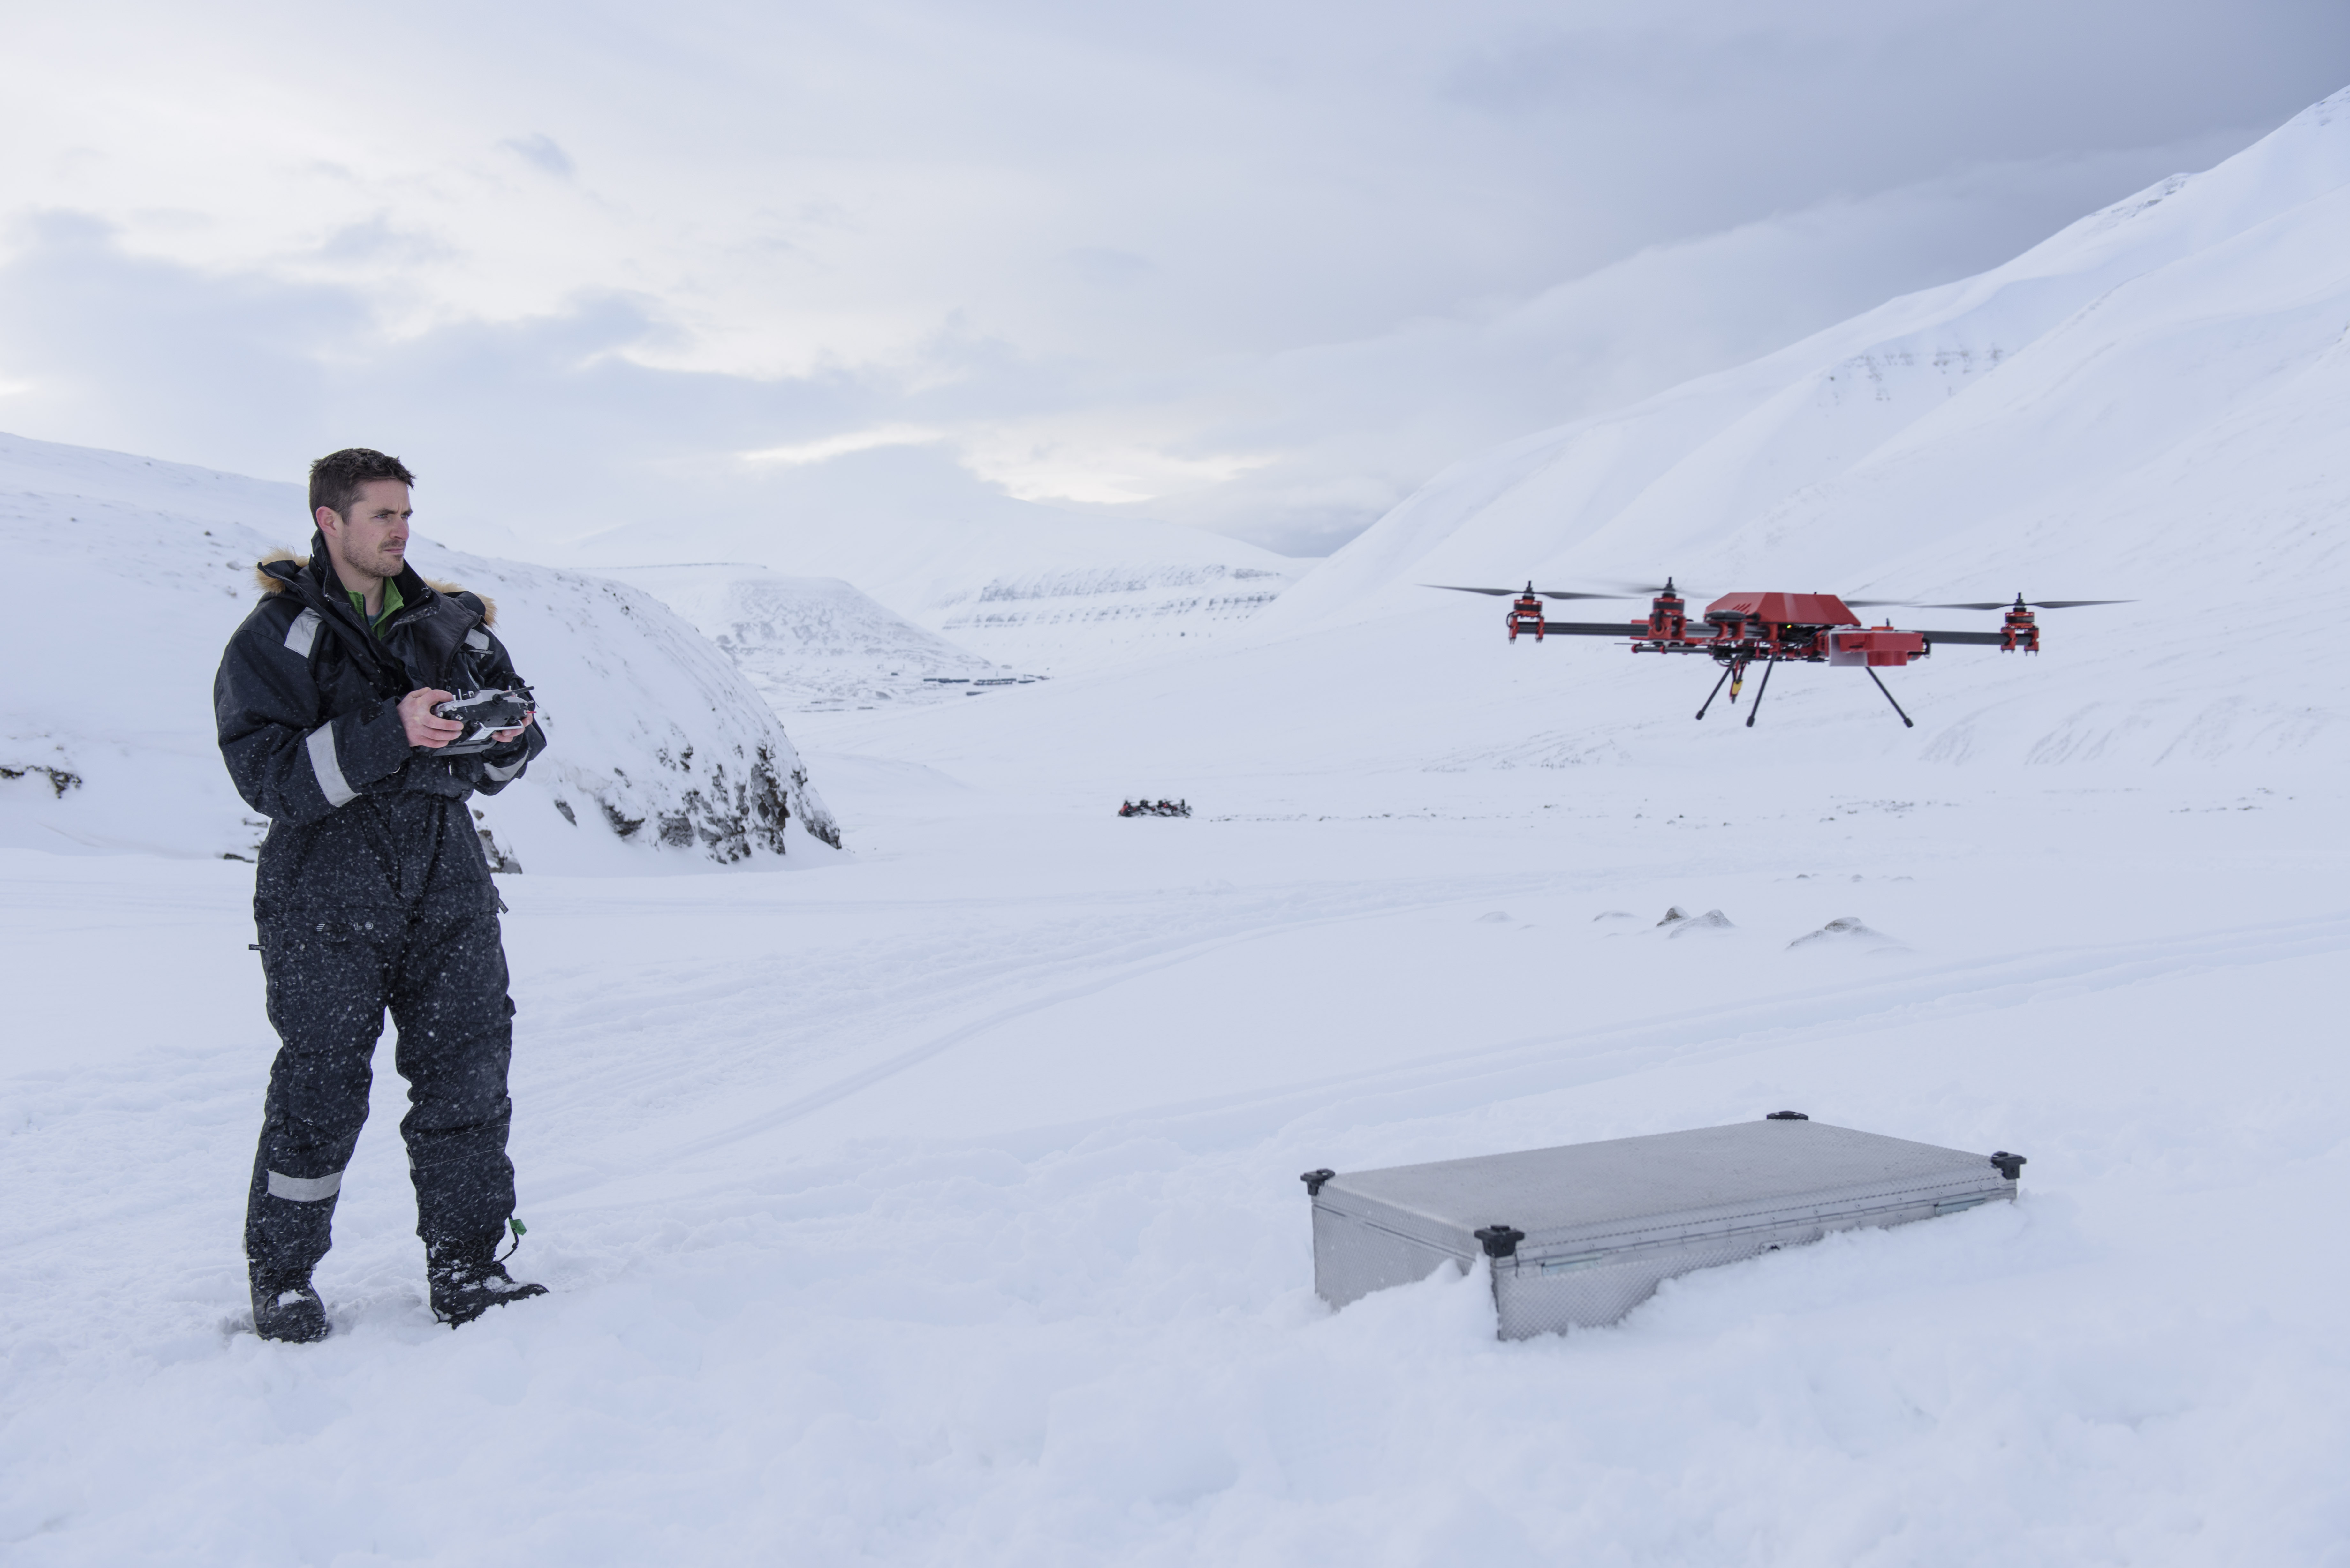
[267,1169,344,1202]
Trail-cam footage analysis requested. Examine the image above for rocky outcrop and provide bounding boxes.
[0,430,839,870]
[400,540,843,867]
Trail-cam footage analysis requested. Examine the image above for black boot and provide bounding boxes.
[252,1276,330,1343]
[427,1247,547,1327]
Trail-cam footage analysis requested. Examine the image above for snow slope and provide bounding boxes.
[1256,88,2350,768]
[594,564,1016,714]
[0,431,840,870]
[573,491,1302,675]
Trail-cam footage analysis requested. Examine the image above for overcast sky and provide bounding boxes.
[3,1,2346,558]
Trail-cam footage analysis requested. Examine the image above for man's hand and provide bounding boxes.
[400,688,464,749]
[489,710,535,744]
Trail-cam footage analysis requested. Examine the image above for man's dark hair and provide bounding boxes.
[309,448,416,522]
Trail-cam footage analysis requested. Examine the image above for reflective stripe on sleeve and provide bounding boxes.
[306,724,357,807]
[482,756,526,781]
[283,608,322,658]
[266,1169,343,1202]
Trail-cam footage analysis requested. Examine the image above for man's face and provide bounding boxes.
[318,480,411,580]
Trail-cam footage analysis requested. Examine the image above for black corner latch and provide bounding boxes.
[1474,1225,1526,1259]
[1766,1110,1810,1121]
[1990,1151,2027,1180]
[1300,1168,1336,1197]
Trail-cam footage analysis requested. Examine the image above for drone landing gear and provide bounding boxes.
[1694,660,1740,720]
[1866,667,1915,728]
[1742,658,1777,728]
[1694,654,1913,730]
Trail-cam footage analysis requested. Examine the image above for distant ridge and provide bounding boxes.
[594,564,1009,714]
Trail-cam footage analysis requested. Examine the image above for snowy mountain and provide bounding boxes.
[1251,87,2350,769]
[593,564,1018,714]
[572,491,1304,675]
[929,560,1294,672]
[0,431,840,870]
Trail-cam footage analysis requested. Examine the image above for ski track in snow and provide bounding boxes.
[638,899,2350,1193]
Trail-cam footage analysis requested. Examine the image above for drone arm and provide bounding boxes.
[1536,621,1646,637]
[1915,629,2007,646]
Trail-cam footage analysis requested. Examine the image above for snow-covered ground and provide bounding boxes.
[8,85,2350,1568]
[3,735,2343,1564]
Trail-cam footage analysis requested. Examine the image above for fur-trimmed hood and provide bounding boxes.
[256,547,496,625]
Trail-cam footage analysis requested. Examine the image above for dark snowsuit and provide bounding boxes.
[215,536,548,1291]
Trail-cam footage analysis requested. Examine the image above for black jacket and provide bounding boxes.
[215,534,548,915]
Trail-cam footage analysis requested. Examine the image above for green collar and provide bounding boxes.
[346,576,406,638]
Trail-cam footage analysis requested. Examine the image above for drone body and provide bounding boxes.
[1435,578,2121,728]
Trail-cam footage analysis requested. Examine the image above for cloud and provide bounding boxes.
[0,2,2346,558]
[956,422,1277,506]
[741,426,945,467]
[500,133,576,180]
[0,214,1073,562]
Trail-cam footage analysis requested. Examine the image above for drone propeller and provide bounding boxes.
[1422,582,1632,601]
[1617,580,1899,607]
[1591,576,1702,599]
[1909,594,2134,611]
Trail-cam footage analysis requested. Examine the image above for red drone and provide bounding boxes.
[1430,579,2127,727]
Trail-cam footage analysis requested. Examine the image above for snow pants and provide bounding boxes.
[245,903,518,1286]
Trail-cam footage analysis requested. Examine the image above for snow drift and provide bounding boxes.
[0,432,839,869]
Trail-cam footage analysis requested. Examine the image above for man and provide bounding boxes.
[215,448,549,1342]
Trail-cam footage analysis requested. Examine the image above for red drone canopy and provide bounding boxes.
[1701,592,1861,626]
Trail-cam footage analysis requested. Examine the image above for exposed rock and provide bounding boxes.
[0,764,81,799]
[1788,917,1906,951]
[1667,909,1735,936]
